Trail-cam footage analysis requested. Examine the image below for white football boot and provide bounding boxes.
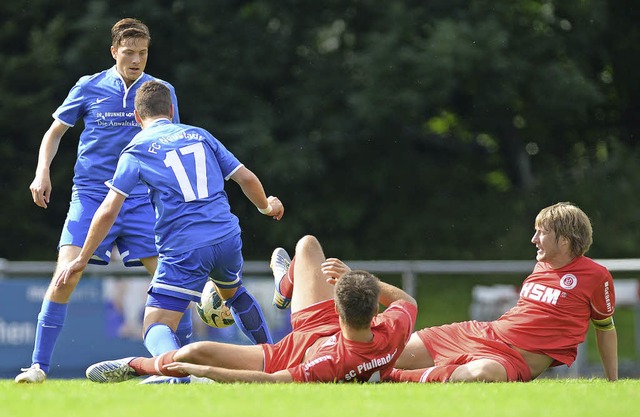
[270,247,292,309]
[86,357,138,383]
[15,364,46,384]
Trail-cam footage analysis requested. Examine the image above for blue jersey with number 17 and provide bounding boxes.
[108,119,242,254]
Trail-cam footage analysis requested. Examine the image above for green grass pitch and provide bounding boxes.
[1,378,638,417]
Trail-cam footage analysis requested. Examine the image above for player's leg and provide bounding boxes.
[391,326,451,382]
[175,341,264,370]
[140,248,209,355]
[268,234,334,313]
[270,247,293,309]
[448,359,508,382]
[86,342,264,383]
[138,246,227,384]
[211,234,273,344]
[174,304,193,346]
[16,193,106,383]
[394,332,435,369]
[138,295,191,384]
[139,342,263,376]
[142,298,186,356]
[120,195,194,348]
[139,255,193,346]
[390,359,507,383]
[392,322,515,383]
[289,235,335,313]
[15,245,84,383]
[217,285,272,344]
[141,254,192,344]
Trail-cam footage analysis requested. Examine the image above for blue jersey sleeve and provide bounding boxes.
[109,152,142,197]
[170,86,180,123]
[205,134,242,179]
[53,77,89,127]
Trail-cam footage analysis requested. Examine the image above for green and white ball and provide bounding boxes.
[196,280,235,328]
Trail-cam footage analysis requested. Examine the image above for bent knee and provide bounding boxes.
[175,341,209,363]
[296,235,320,252]
[452,360,508,382]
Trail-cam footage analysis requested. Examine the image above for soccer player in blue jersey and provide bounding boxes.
[54,80,285,383]
[16,18,194,384]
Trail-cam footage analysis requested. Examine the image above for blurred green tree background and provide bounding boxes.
[1,0,638,262]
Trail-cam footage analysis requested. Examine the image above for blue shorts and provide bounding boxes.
[148,233,244,303]
[59,191,157,266]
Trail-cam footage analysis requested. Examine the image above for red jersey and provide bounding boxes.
[287,300,417,383]
[491,256,615,366]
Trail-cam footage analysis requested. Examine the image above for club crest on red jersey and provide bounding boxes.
[560,274,578,290]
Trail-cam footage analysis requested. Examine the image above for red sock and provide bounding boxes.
[278,256,296,299]
[390,365,459,383]
[129,350,185,377]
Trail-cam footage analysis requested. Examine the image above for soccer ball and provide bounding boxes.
[196,280,235,328]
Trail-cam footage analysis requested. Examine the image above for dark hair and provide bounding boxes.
[111,18,151,48]
[134,81,172,119]
[334,270,380,329]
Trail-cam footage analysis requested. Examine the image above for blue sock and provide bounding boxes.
[143,323,181,356]
[226,286,273,344]
[32,299,68,374]
[175,308,193,346]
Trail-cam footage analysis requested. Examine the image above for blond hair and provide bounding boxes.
[535,202,593,257]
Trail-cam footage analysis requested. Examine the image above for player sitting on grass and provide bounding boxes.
[391,202,618,382]
[86,234,418,383]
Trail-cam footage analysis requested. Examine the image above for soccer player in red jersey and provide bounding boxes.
[391,202,618,382]
[85,235,418,383]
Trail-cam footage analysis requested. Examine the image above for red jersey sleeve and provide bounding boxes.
[378,300,418,342]
[590,271,615,320]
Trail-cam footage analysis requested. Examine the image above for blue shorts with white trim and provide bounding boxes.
[59,191,156,266]
[148,233,244,303]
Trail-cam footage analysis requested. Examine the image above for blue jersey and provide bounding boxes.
[54,66,180,196]
[108,119,242,254]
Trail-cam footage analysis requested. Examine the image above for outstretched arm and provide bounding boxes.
[230,165,284,220]
[55,189,126,286]
[165,362,293,383]
[595,327,618,381]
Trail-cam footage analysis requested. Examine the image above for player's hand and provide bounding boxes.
[265,196,284,221]
[164,362,206,377]
[321,258,351,284]
[29,174,52,209]
[54,258,88,286]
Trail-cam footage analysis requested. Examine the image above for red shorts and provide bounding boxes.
[262,299,340,373]
[415,321,532,382]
